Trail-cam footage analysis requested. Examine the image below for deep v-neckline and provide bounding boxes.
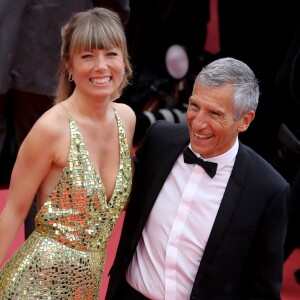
[69,110,121,205]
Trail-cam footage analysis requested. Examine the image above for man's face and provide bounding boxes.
[186,82,254,159]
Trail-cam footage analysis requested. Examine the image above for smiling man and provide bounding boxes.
[106,57,290,300]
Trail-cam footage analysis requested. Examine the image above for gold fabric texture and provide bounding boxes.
[0,110,132,299]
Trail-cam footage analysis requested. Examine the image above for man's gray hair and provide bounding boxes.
[196,57,260,120]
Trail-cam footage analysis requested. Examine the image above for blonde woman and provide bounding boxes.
[0,7,135,299]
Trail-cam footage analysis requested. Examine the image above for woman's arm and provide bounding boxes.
[0,112,60,265]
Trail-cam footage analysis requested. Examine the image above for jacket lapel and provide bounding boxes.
[196,143,248,275]
[137,127,190,231]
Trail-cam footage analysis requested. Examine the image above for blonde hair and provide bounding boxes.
[55,7,132,103]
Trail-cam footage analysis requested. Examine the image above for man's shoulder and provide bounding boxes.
[150,120,188,135]
[238,143,289,186]
[140,120,188,154]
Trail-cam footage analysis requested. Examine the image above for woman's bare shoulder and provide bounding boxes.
[32,102,70,138]
[112,103,136,142]
[112,102,136,126]
[19,101,71,167]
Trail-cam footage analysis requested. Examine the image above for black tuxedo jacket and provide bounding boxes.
[106,120,290,300]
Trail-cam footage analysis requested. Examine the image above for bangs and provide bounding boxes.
[70,15,123,53]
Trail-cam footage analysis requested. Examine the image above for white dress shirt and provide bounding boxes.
[126,139,239,299]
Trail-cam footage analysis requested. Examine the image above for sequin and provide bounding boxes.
[0,110,132,299]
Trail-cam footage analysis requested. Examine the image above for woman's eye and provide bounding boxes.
[107,51,118,56]
[81,54,93,59]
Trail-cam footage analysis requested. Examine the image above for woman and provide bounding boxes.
[0,7,135,299]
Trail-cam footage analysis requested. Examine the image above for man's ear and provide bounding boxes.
[238,110,255,132]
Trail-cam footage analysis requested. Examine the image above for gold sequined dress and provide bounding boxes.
[0,110,132,299]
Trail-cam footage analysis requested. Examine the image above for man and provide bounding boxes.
[106,57,290,299]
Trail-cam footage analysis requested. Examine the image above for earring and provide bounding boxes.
[68,73,73,82]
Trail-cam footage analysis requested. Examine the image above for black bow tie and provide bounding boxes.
[183,147,218,178]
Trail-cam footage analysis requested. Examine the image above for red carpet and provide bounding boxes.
[282,248,300,300]
[1,188,300,299]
